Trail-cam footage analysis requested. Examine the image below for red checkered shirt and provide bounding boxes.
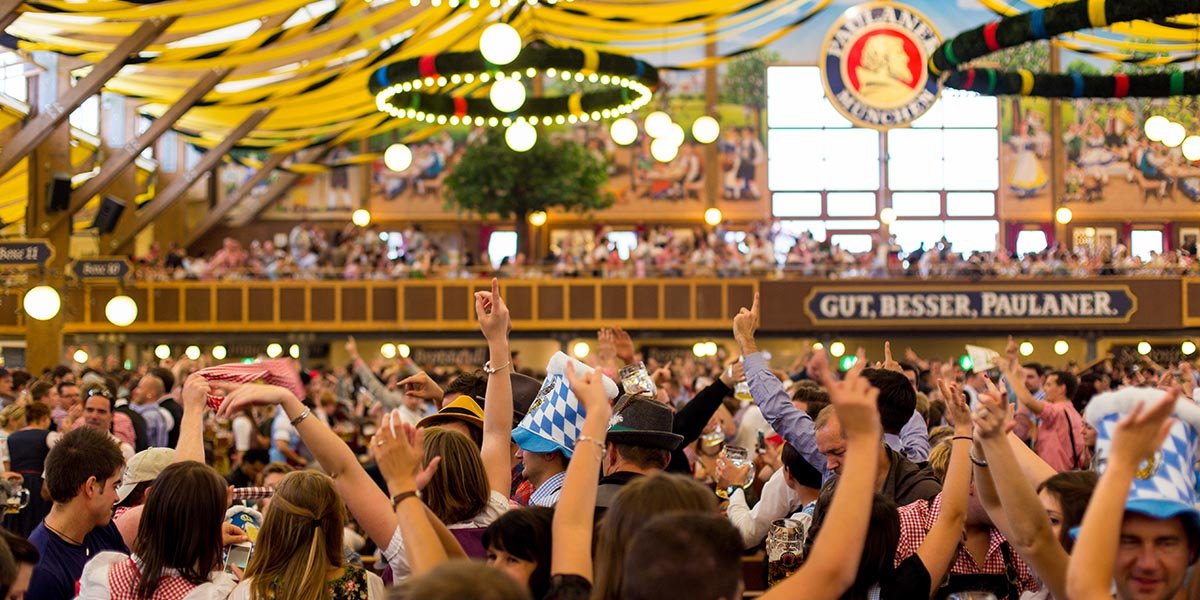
[895,493,1041,595]
[108,558,197,600]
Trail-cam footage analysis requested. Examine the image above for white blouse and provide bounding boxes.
[77,551,238,600]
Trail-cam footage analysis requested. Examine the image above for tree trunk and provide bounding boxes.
[515,209,531,264]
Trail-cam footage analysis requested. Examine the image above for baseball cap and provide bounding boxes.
[116,448,175,504]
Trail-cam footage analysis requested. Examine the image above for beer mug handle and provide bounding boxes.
[17,488,28,509]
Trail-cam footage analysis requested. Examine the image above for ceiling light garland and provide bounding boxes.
[369,45,659,128]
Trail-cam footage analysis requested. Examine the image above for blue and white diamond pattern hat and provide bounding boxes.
[1085,387,1200,530]
[512,352,619,458]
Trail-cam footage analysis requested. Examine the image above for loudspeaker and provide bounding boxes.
[46,174,71,213]
[93,195,126,234]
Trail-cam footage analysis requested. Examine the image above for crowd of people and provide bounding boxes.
[134,221,1200,282]
[0,280,1195,598]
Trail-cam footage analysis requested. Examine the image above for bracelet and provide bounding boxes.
[289,409,311,427]
[576,435,607,454]
[483,360,511,375]
[952,435,973,442]
[969,448,989,468]
[391,490,419,508]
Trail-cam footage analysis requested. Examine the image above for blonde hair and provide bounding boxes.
[926,437,953,483]
[245,470,346,600]
[0,404,27,429]
[422,427,489,525]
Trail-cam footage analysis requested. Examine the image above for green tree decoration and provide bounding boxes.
[720,49,780,135]
[444,129,613,257]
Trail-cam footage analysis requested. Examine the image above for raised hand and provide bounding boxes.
[215,383,298,419]
[847,346,868,378]
[181,373,211,411]
[373,409,441,493]
[1005,335,1020,362]
[972,388,1011,440]
[821,363,881,440]
[564,360,611,418]
[1108,388,1179,470]
[807,348,829,383]
[474,278,510,342]
[937,378,972,435]
[612,327,636,365]
[596,329,617,365]
[732,292,760,353]
[714,454,752,491]
[345,336,360,360]
[880,341,902,373]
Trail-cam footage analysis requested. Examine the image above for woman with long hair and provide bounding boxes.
[229,470,385,600]
[77,461,236,599]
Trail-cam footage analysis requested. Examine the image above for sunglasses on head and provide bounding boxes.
[86,388,113,399]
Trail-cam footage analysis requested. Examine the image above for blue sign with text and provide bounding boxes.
[806,288,1137,323]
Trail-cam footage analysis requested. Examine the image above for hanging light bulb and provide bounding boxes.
[1144,115,1169,142]
[352,209,372,227]
[660,123,685,147]
[266,343,283,358]
[1019,341,1034,356]
[505,120,536,152]
[23,285,61,321]
[384,144,413,172]
[398,343,411,359]
[704,207,723,226]
[1053,339,1069,356]
[185,345,202,361]
[1183,340,1197,356]
[879,207,897,225]
[381,343,397,359]
[154,344,171,360]
[105,295,138,327]
[691,115,720,144]
[1182,136,1200,162]
[572,341,590,358]
[644,111,672,138]
[289,344,301,359]
[829,342,846,357]
[1055,207,1073,225]
[212,345,228,360]
[73,349,89,364]
[527,211,547,227]
[480,23,521,65]
[1136,341,1152,355]
[609,118,638,146]
[489,78,526,112]
[692,342,706,358]
[1161,122,1187,148]
[650,138,678,162]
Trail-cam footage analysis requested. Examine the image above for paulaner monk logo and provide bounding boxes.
[821,2,941,129]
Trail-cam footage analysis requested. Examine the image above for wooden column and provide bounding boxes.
[1049,44,1066,245]
[703,23,720,210]
[24,53,73,373]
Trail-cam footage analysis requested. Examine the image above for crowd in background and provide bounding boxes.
[133,220,1200,282]
[0,279,1196,599]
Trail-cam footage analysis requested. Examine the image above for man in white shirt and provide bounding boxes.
[725,442,822,548]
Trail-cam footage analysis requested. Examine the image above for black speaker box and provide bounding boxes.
[93,195,127,234]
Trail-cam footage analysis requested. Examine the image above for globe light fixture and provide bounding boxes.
[812,342,824,351]
[829,341,846,357]
[23,285,61,321]
[691,115,720,144]
[692,342,706,358]
[572,341,590,359]
[644,111,672,138]
[1053,339,1069,356]
[1162,122,1187,148]
[289,344,301,359]
[650,137,678,162]
[505,120,536,152]
[266,343,283,358]
[480,23,521,66]
[384,143,413,172]
[661,123,685,147]
[1183,340,1197,356]
[704,207,723,226]
[212,345,228,360]
[73,349,89,364]
[105,295,138,327]
[352,209,372,227]
[489,77,526,112]
[398,343,412,359]
[1055,207,1073,225]
[381,343,398,359]
[185,345,202,361]
[1144,115,1169,142]
[879,207,897,226]
[528,211,547,227]
[154,344,171,360]
[1137,341,1152,355]
[1182,136,1200,162]
[609,118,638,146]
[1019,341,1034,357]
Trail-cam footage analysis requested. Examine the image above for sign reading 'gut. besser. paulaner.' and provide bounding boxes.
[805,288,1137,323]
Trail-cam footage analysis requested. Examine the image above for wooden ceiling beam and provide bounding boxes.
[0,17,176,178]
[105,107,271,251]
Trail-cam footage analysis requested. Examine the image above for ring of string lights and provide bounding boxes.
[369,45,659,127]
[931,0,1200,98]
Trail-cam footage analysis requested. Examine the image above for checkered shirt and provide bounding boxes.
[895,493,1040,595]
[108,558,198,600]
[195,360,305,411]
[232,486,274,501]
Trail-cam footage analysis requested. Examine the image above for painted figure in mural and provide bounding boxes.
[1009,116,1049,199]
[854,35,917,109]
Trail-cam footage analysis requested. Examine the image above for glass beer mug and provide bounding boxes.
[2,477,28,515]
[766,518,806,586]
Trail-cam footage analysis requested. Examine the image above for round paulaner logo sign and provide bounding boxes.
[821,2,942,129]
